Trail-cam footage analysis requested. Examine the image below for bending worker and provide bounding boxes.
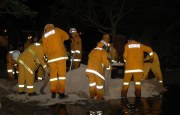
[42,24,69,99]
[17,42,49,96]
[69,28,82,69]
[143,51,163,85]
[121,37,154,97]
[85,40,111,100]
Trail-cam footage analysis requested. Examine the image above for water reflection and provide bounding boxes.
[0,96,166,115]
[46,97,162,115]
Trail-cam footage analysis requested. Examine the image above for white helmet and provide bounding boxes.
[12,50,21,61]
[69,28,77,34]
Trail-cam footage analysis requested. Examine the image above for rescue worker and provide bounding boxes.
[109,43,120,79]
[85,41,111,100]
[41,24,69,99]
[33,36,45,81]
[121,37,154,97]
[7,49,20,83]
[69,28,82,69]
[143,51,163,85]
[6,43,24,84]
[17,42,49,96]
[24,35,33,49]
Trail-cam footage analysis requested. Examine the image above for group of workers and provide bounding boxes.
[6,24,164,100]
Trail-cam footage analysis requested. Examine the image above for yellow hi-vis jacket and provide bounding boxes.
[42,26,69,63]
[17,43,47,75]
[85,43,111,80]
[70,32,82,61]
[123,40,153,73]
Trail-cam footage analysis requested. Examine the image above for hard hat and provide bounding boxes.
[12,50,21,61]
[69,28,77,33]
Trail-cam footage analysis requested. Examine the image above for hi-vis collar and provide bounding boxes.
[44,30,55,38]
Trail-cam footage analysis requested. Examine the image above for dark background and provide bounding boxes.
[0,0,180,81]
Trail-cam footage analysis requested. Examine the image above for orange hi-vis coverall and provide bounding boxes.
[7,50,20,79]
[17,43,48,94]
[85,42,111,100]
[70,32,82,69]
[109,43,119,63]
[143,52,163,85]
[121,40,154,97]
[42,24,69,93]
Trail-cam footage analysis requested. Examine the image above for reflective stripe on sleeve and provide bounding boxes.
[86,69,105,80]
[106,65,111,70]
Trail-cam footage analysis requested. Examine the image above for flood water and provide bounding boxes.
[0,86,180,115]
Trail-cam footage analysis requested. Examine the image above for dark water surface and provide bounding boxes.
[0,86,180,115]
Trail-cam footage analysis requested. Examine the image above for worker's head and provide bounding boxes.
[69,28,78,37]
[44,24,54,33]
[102,34,110,43]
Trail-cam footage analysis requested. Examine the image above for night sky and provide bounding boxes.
[0,0,180,58]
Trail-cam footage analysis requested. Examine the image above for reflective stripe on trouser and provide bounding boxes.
[87,73,104,100]
[49,60,66,93]
[121,72,143,97]
[72,54,82,69]
[18,64,35,93]
[37,66,44,80]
